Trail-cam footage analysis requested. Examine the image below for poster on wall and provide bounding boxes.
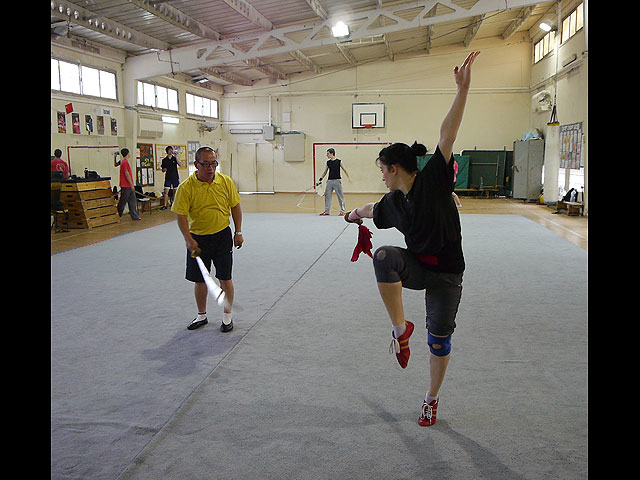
[137,143,155,186]
[97,116,105,135]
[187,141,200,175]
[85,115,93,134]
[559,122,583,170]
[156,144,187,171]
[110,117,118,136]
[57,112,66,133]
[72,113,81,134]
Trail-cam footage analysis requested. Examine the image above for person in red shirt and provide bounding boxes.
[116,148,142,221]
[51,149,70,179]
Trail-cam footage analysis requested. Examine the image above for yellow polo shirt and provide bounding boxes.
[171,171,241,235]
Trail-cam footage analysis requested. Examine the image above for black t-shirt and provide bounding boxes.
[327,159,341,180]
[373,145,465,274]
[161,155,179,180]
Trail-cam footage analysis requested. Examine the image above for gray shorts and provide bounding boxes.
[372,245,463,336]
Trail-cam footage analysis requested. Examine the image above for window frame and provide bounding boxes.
[561,2,584,45]
[136,80,179,112]
[533,30,555,64]
[185,91,219,119]
[51,57,119,101]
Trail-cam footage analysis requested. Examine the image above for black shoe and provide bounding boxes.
[187,318,208,330]
[160,206,168,210]
[220,320,233,332]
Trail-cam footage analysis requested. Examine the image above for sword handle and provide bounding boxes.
[191,247,202,258]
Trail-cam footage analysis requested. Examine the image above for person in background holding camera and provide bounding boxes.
[51,149,70,179]
[116,148,142,221]
[160,146,182,210]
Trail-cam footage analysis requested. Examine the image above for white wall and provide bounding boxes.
[51,43,225,192]
[51,20,588,210]
[529,7,588,213]
[221,37,533,193]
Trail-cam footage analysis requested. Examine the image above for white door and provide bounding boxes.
[237,143,257,193]
[256,143,274,193]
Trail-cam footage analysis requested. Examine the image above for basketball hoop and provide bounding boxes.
[363,124,374,129]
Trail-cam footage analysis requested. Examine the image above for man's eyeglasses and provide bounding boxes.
[197,160,218,168]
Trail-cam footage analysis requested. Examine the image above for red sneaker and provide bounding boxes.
[418,398,439,426]
[319,212,330,216]
[389,321,414,368]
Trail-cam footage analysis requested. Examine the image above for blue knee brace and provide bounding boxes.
[427,332,452,357]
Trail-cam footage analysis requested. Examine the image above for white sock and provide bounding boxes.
[223,312,232,325]
[393,322,406,339]
[196,312,207,321]
[426,393,438,404]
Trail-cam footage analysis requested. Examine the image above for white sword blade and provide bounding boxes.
[195,256,226,306]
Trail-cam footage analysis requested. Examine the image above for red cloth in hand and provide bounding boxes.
[351,224,373,262]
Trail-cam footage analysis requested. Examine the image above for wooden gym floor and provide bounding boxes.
[50,194,588,255]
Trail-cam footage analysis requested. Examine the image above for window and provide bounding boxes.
[51,59,60,91]
[561,3,584,44]
[51,58,118,100]
[51,58,117,100]
[534,30,555,63]
[100,71,117,99]
[137,81,179,112]
[558,167,584,200]
[81,66,100,97]
[186,92,218,119]
[59,61,80,94]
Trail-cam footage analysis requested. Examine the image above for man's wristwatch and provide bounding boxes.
[234,232,242,235]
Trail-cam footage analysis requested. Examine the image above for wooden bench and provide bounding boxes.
[556,200,583,216]
[455,187,499,198]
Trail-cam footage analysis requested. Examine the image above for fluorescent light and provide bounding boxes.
[539,22,553,32]
[162,115,179,124]
[332,21,349,38]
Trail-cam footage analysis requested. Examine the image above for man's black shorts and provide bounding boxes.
[186,227,233,282]
[164,176,180,188]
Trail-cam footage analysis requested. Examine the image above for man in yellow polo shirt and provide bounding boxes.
[172,146,243,332]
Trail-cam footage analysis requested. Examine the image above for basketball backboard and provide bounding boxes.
[352,103,385,129]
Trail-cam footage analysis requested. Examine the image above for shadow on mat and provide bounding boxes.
[360,396,526,480]
[141,328,240,377]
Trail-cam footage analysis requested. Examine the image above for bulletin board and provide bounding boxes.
[156,144,187,171]
[559,122,583,170]
[136,142,155,186]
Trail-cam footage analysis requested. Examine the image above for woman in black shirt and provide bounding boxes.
[345,51,479,426]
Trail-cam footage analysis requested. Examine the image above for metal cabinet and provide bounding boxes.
[512,139,544,201]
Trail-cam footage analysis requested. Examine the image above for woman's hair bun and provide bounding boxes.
[410,141,427,156]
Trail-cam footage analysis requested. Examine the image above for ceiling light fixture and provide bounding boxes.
[539,21,553,32]
[331,21,349,38]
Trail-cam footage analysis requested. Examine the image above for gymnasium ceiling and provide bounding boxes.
[51,0,559,90]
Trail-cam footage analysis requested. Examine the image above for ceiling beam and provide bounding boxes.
[125,0,547,80]
[463,14,485,47]
[243,58,288,81]
[130,0,221,41]
[51,0,169,51]
[223,0,273,30]
[198,67,254,86]
[336,43,357,65]
[502,5,535,40]
[383,35,394,61]
[304,0,328,20]
[289,49,322,74]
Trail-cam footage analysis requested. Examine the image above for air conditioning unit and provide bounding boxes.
[198,122,218,132]
[138,118,163,138]
[531,90,552,113]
